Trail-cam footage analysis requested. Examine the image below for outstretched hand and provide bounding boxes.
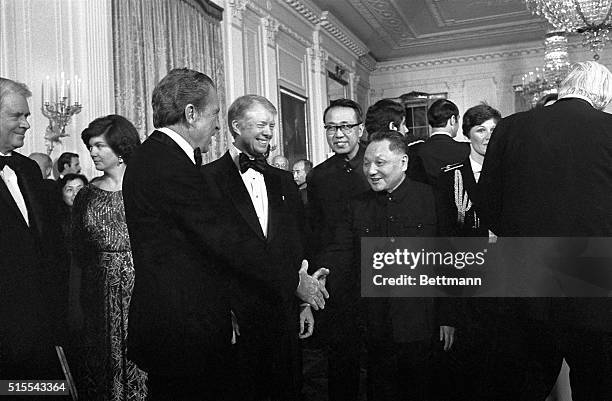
[296,260,330,310]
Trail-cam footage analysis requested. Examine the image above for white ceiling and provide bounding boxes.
[310,0,548,61]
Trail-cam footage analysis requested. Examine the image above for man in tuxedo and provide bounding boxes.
[56,152,80,179]
[418,99,469,184]
[201,95,324,401]
[0,77,67,379]
[124,71,326,400]
[480,61,612,400]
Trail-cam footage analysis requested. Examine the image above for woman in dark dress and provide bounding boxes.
[70,114,146,401]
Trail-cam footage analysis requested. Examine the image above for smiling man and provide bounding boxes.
[303,98,370,401]
[316,130,456,400]
[200,94,328,401]
[0,77,67,379]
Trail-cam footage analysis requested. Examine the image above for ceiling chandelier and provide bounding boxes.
[514,31,571,106]
[525,0,612,60]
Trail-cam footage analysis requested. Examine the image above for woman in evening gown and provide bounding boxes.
[70,114,146,401]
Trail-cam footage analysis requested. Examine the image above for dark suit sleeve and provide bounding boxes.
[126,160,297,296]
[433,173,459,237]
[479,117,509,236]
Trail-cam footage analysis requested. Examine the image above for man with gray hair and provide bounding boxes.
[480,61,612,400]
[0,77,67,378]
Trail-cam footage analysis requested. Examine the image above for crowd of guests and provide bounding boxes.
[0,59,611,401]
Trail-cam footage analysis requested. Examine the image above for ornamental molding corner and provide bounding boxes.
[263,16,280,45]
[319,11,369,58]
[358,54,377,71]
[278,23,313,48]
[282,0,370,58]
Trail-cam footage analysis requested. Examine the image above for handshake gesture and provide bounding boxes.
[296,260,329,310]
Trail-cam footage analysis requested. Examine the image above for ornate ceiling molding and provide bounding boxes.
[319,11,369,57]
[376,46,546,72]
[358,54,377,71]
[282,0,370,58]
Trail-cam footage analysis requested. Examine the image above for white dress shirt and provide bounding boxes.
[469,156,483,183]
[158,127,196,165]
[229,144,268,237]
[0,151,29,225]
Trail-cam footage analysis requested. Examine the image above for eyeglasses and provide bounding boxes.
[324,122,361,135]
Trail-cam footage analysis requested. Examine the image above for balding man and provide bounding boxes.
[29,152,53,179]
[271,154,289,170]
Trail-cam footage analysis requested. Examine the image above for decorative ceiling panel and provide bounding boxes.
[310,0,547,60]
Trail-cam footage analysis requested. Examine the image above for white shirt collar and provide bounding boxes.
[157,127,195,164]
[0,151,12,157]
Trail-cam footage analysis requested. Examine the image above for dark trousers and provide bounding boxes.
[147,372,229,401]
[560,326,612,401]
[367,339,444,401]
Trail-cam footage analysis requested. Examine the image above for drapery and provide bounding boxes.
[112,0,228,163]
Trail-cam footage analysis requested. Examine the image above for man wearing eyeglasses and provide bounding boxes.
[304,98,370,401]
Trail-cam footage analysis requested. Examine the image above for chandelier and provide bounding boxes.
[514,31,571,106]
[526,0,612,60]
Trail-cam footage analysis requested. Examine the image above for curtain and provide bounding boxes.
[112,0,228,163]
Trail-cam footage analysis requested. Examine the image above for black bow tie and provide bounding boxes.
[194,148,202,167]
[239,153,267,174]
[0,155,19,171]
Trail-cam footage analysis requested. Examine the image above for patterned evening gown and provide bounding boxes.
[72,185,147,401]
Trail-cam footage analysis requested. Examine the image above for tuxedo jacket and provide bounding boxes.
[200,152,302,333]
[123,131,292,377]
[479,98,612,331]
[418,134,470,184]
[0,152,67,377]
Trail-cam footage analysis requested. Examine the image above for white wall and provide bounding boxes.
[1,0,114,179]
[370,37,612,126]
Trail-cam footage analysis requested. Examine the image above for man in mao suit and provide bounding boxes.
[316,131,457,400]
[0,78,67,379]
[480,61,612,401]
[201,95,324,401]
[123,71,326,401]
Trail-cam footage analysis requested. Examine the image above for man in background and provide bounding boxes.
[292,158,312,206]
[418,99,469,184]
[29,152,53,179]
[271,154,289,170]
[56,151,80,179]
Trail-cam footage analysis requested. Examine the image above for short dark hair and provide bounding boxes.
[81,115,141,164]
[427,99,459,128]
[462,103,502,138]
[368,130,408,155]
[227,95,277,138]
[57,152,79,173]
[58,173,88,192]
[152,68,216,128]
[365,99,405,137]
[295,158,313,174]
[323,98,363,123]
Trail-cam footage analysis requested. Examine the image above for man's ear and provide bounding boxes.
[389,121,399,131]
[401,154,408,171]
[184,104,196,125]
[357,123,364,138]
[231,119,241,136]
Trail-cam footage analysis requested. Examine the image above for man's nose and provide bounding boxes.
[21,118,30,130]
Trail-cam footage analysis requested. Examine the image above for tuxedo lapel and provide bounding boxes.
[263,170,282,243]
[16,168,44,236]
[219,152,266,241]
[0,175,27,227]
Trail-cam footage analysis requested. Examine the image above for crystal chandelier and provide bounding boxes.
[514,31,571,106]
[526,0,612,60]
